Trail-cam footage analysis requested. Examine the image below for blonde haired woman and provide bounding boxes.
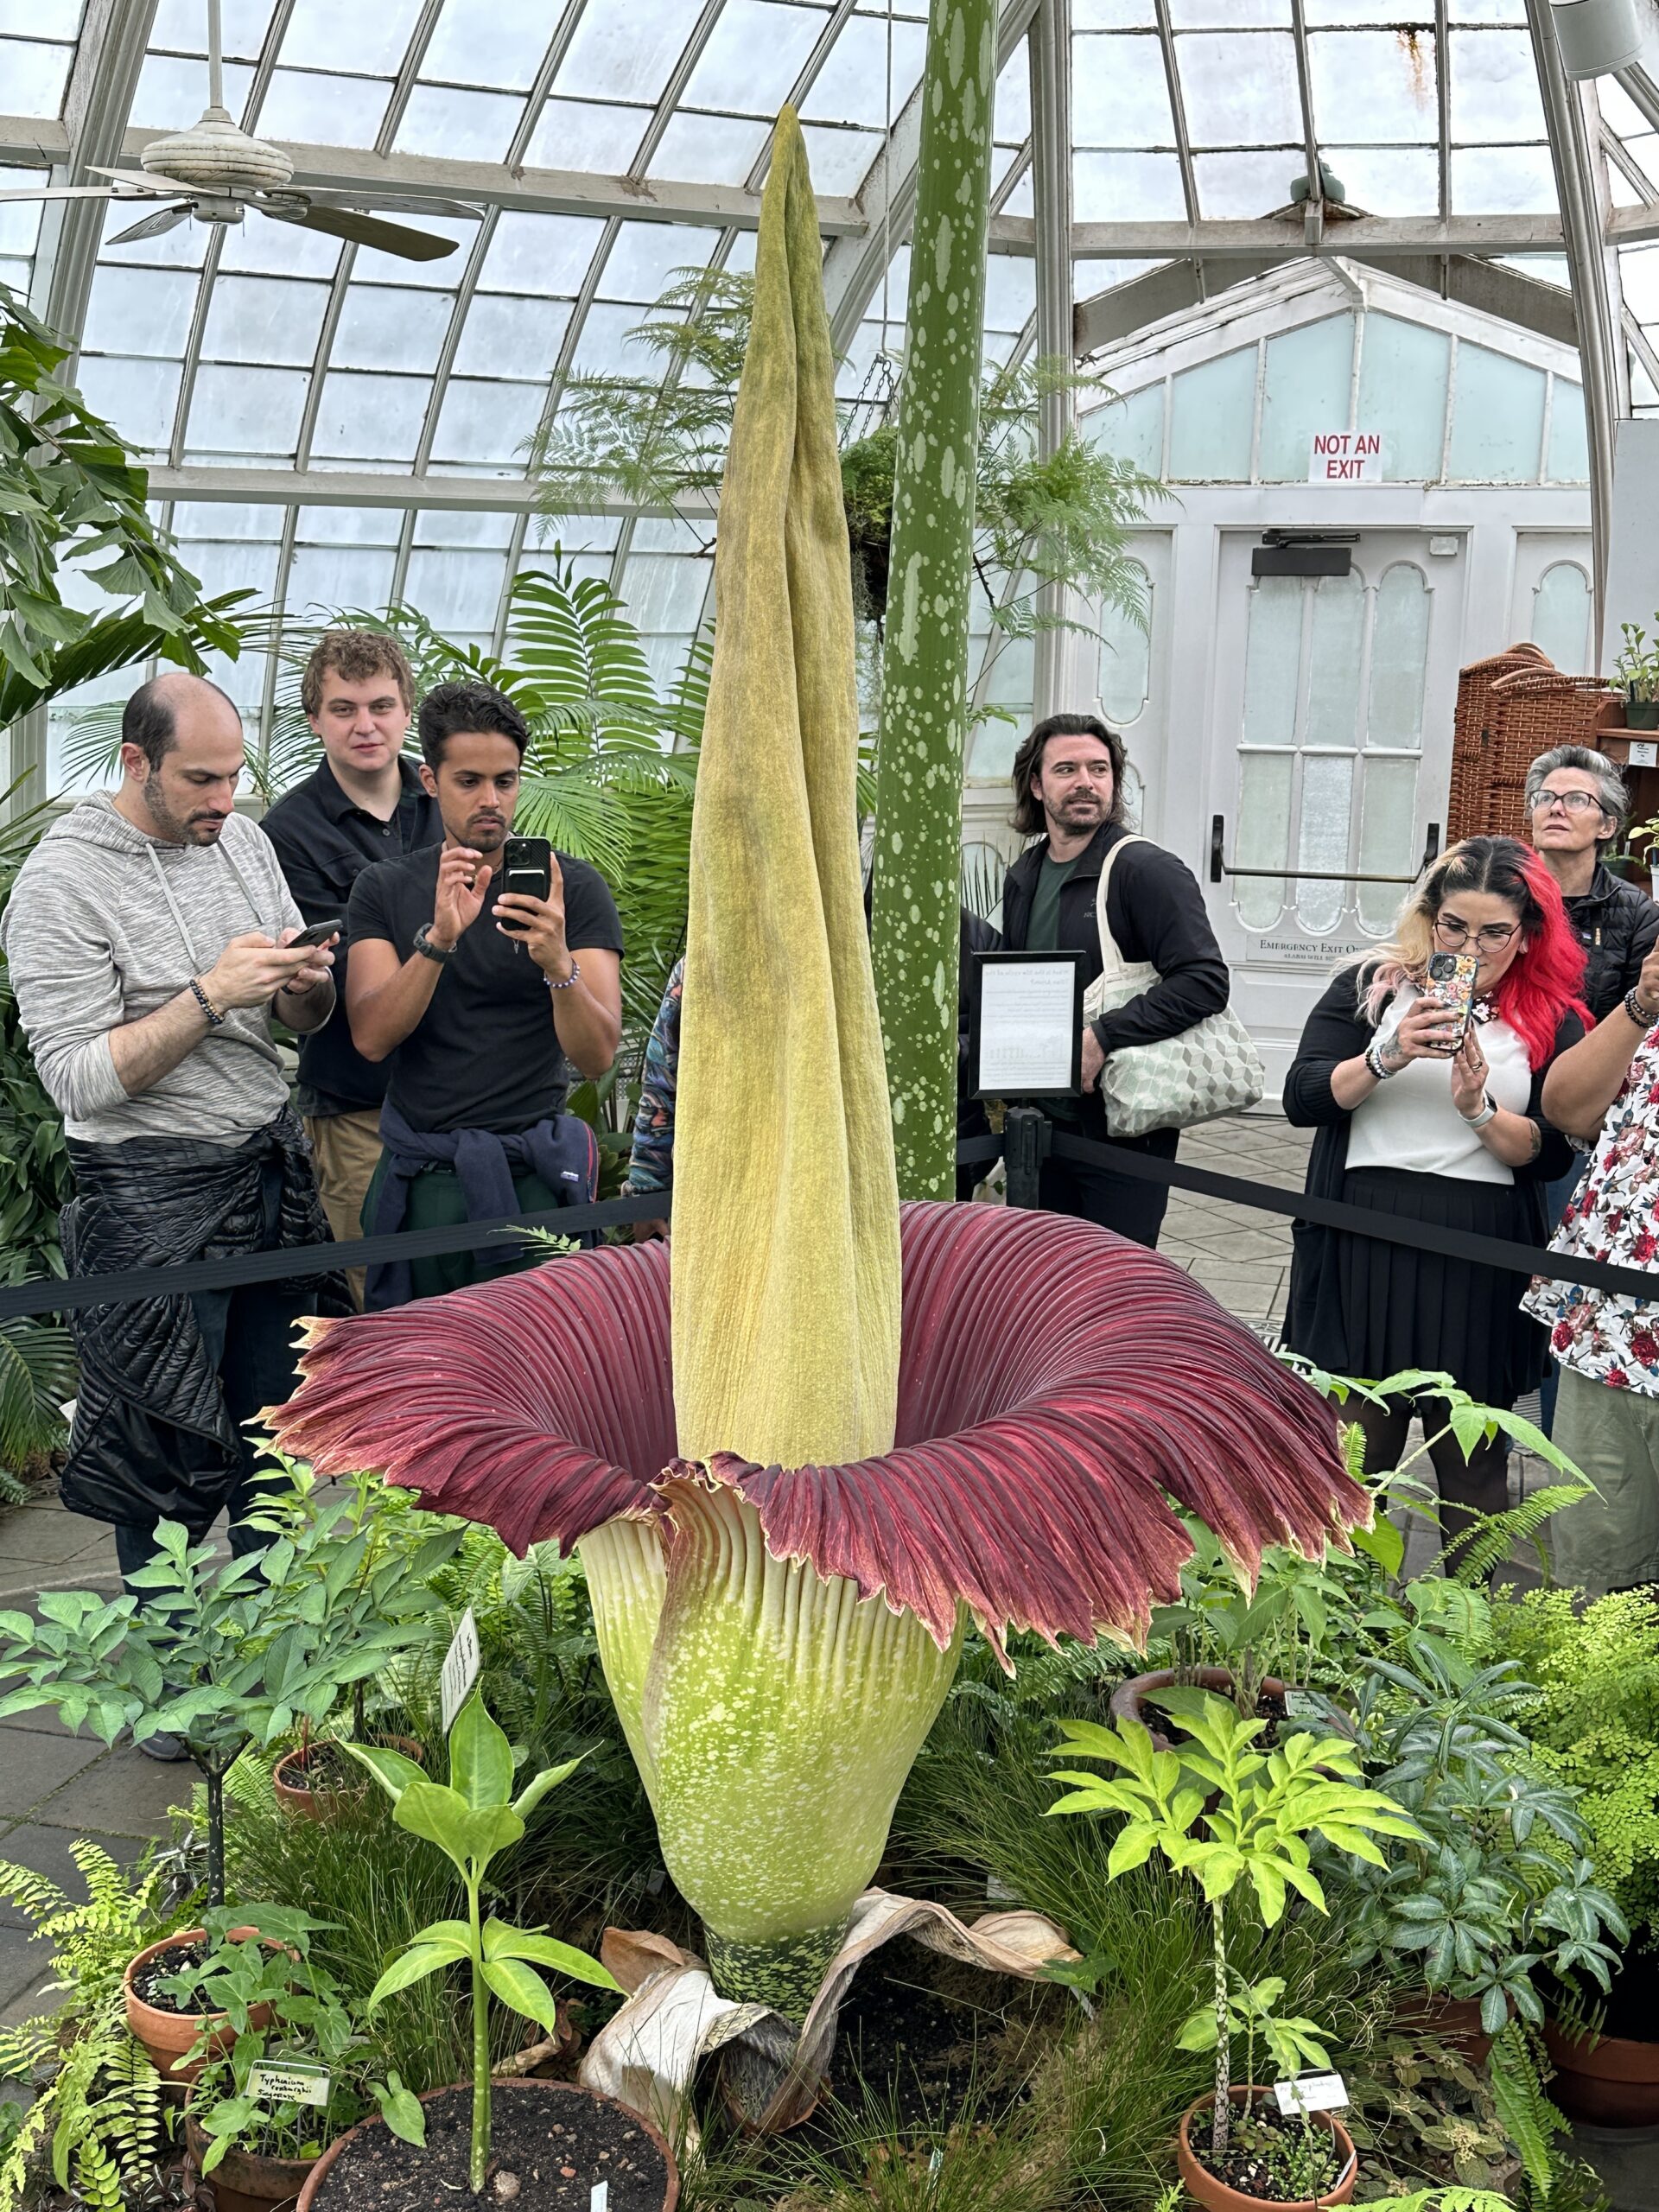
[1283,836,1589,1525]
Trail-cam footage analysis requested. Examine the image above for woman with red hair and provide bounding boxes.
[1284,836,1589,1526]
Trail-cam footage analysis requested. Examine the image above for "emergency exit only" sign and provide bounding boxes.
[1309,429,1385,482]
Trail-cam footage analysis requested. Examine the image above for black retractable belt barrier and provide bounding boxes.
[0,1124,1653,1321]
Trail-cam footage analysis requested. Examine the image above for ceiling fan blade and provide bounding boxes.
[88,163,200,197]
[296,189,482,219]
[107,203,193,245]
[262,202,457,260]
[0,184,116,202]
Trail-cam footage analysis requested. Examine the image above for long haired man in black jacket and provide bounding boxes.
[999,712,1230,1248]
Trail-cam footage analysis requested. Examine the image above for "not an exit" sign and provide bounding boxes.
[1309,429,1385,482]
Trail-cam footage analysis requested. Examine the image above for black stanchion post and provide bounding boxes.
[1003,1106,1051,1211]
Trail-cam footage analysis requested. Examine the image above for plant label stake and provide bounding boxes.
[1274,2074,1348,2114]
[249,2061,331,2107]
[440,1607,480,1734]
[589,2186,608,2212]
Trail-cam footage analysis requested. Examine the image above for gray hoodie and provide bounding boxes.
[0,793,306,1144]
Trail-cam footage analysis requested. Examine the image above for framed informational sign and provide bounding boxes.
[969,950,1087,1100]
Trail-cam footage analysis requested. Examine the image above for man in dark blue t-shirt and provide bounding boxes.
[346,678,623,1306]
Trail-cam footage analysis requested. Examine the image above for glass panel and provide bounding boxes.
[1260,316,1354,482]
[453,294,571,378]
[396,86,524,162]
[149,0,277,60]
[1324,144,1439,214]
[1449,143,1557,212]
[802,14,927,126]
[966,711,1020,781]
[980,632,1035,707]
[1446,341,1546,481]
[1073,150,1188,221]
[983,255,1036,331]
[82,265,199,359]
[257,70,392,147]
[646,113,772,185]
[200,275,330,367]
[187,364,308,458]
[280,0,419,70]
[403,549,509,632]
[569,300,673,377]
[1448,27,1547,143]
[0,1,81,32]
[1168,348,1256,480]
[219,214,341,279]
[130,53,254,127]
[1084,383,1164,474]
[1357,757,1419,931]
[552,0,703,103]
[1072,34,1176,147]
[798,125,884,194]
[995,45,1032,141]
[1175,33,1301,143]
[1547,379,1590,481]
[619,554,710,632]
[421,0,552,89]
[175,536,282,603]
[524,99,649,173]
[412,509,517,547]
[480,213,607,297]
[295,505,404,544]
[1097,564,1152,726]
[0,37,73,115]
[1195,151,1306,218]
[0,179,44,258]
[682,1,826,115]
[284,545,398,619]
[172,501,285,538]
[1368,565,1431,748]
[71,358,181,453]
[603,221,721,302]
[1531,561,1592,671]
[1242,575,1303,747]
[352,217,478,289]
[1297,753,1353,933]
[1305,572,1363,749]
[429,378,547,467]
[331,284,450,373]
[1236,752,1293,929]
[308,372,431,464]
[1357,312,1450,481]
[1307,29,1438,143]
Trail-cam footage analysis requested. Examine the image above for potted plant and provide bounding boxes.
[1615,620,1659,728]
[124,1906,306,2086]
[1046,1688,1423,2209]
[185,1942,424,2212]
[296,1693,675,2209]
[1623,811,1659,901]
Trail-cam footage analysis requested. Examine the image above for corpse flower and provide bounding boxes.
[270,106,1360,2111]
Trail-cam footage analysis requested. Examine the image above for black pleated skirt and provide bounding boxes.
[1287,1166,1550,1408]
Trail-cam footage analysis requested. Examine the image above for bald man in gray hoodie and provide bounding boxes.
[0,675,350,1735]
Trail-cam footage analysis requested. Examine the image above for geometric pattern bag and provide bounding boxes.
[1079,835,1266,1139]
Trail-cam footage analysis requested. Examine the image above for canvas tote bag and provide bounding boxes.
[1080,835,1264,1138]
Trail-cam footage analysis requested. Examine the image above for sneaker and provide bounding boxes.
[135,1730,191,1764]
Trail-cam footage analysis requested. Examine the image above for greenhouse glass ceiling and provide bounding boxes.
[4,0,1659,673]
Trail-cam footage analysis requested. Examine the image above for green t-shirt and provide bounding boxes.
[1024,851,1083,1118]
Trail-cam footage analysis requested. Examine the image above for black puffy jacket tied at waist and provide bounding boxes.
[59,1113,349,1528]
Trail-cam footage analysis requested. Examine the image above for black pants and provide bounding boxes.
[110,1159,299,1587]
[1038,1119,1179,1249]
[1353,1394,1510,1539]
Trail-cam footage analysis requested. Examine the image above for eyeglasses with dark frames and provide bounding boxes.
[1433,914,1521,954]
[1529,789,1606,815]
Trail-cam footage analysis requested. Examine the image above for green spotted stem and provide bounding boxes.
[870,0,999,1199]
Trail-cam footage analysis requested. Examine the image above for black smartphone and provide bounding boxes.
[289,917,343,948]
[498,836,551,933]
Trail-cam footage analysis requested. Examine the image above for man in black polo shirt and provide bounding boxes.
[260,632,441,1293]
[346,677,623,1308]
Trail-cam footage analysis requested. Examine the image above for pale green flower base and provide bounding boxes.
[704,1922,849,2022]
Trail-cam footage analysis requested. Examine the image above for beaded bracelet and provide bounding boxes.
[188,977,225,1029]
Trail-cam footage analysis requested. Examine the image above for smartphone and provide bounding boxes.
[1426,950,1480,1049]
[498,836,551,934]
[289,918,343,949]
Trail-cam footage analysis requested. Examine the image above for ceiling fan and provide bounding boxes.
[0,0,473,264]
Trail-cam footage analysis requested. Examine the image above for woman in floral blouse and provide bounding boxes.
[1528,938,1659,1593]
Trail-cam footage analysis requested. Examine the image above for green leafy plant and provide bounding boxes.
[348,1691,621,2191]
[1614,620,1659,706]
[1046,1688,1422,2164]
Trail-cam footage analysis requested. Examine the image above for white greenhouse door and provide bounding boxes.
[1510,534,1595,675]
[1205,530,1467,1094]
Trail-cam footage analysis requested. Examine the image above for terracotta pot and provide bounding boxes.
[1177,2089,1358,2212]
[271,1737,424,1823]
[1110,1669,1294,1753]
[295,2080,679,2212]
[187,2111,316,2212]
[124,1928,276,2086]
[1545,2017,1659,2127]
[1391,1991,1496,2068]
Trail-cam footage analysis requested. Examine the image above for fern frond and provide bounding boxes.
[1440,1484,1592,1587]
[1490,2021,1567,2203]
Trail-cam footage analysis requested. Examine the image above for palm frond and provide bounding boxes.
[0,1317,75,1471]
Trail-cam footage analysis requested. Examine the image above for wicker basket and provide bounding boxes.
[1447,649,1619,844]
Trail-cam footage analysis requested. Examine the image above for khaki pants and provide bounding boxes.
[303,1109,384,1309]
[1550,1362,1659,1597]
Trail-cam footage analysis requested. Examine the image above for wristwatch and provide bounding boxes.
[413,922,456,963]
[1460,1090,1498,1130]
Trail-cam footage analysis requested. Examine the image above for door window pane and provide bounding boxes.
[1532,560,1592,671]
[1097,562,1152,725]
[1367,564,1430,748]
[1242,575,1303,745]
[1236,752,1293,928]
[1358,756,1420,931]
[1305,571,1363,748]
[1297,753,1354,933]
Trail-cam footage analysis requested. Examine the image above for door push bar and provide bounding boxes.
[1210,816,1442,887]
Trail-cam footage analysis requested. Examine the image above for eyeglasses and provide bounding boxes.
[1529,789,1605,816]
[1434,915,1521,954]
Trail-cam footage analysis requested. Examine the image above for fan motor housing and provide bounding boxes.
[139,105,295,194]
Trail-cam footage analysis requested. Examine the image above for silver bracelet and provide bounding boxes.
[545,957,582,992]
